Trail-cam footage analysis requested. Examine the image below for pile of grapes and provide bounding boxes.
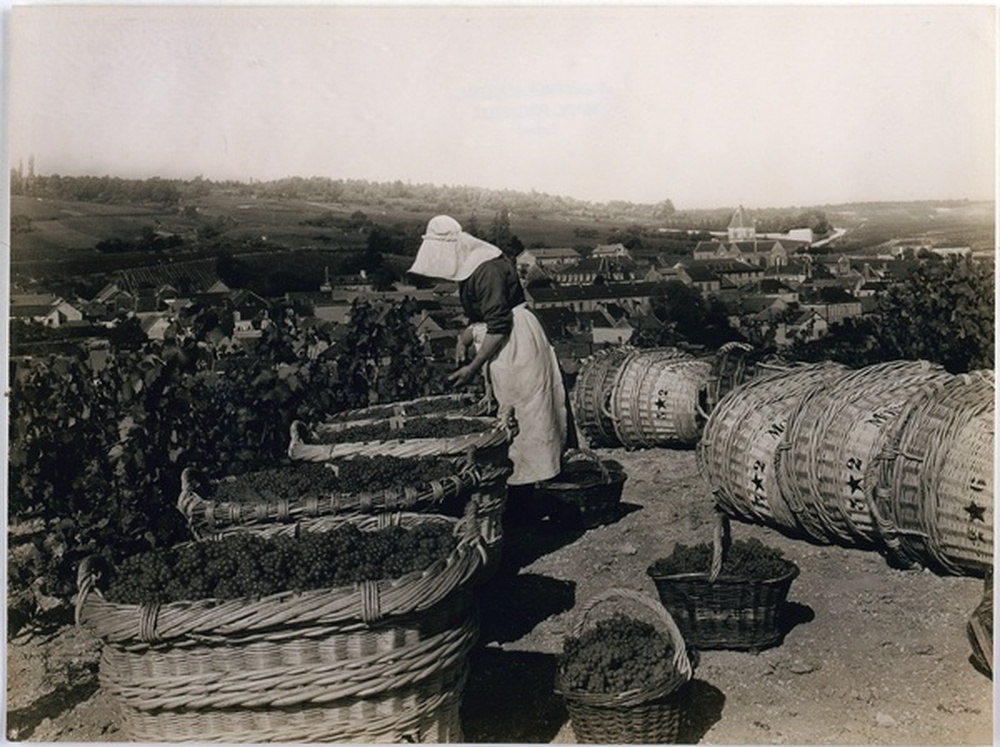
[207,457,466,503]
[314,417,490,445]
[648,538,791,579]
[105,522,458,604]
[558,614,676,695]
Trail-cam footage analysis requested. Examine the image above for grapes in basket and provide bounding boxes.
[558,614,676,695]
[207,457,467,502]
[105,522,457,605]
[648,538,789,579]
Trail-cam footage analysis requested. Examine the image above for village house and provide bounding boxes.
[515,247,582,273]
[552,255,635,285]
[10,293,85,328]
[525,282,659,314]
[799,286,864,325]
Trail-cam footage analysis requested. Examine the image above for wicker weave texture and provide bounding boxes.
[886,372,994,575]
[288,416,510,461]
[565,688,686,744]
[697,362,848,530]
[179,461,509,537]
[571,346,641,448]
[609,354,712,448]
[777,361,952,547]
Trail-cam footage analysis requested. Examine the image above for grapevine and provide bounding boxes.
[558,614,676,695]
[104,522,458,604]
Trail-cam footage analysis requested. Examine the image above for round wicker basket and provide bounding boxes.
[75,508,492,742]
[535,448,627,529]
[572,346,641,448]
[879,370,994,575]
[555,588,693,744]
[777,360,953,547]
[608,353,712,448]
[697,362,848,531]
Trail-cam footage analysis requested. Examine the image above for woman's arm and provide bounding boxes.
[449,331,506,386]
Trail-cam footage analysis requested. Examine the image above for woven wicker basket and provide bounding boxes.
[178,458,510,538]
[647,513,799,652]
[288,414,511,462]
[535,449,627,529]
[777,360,953,547]
[608,353,713,448]
[76,508,492,742]
[324,393,488,424]
[555,588,693,744]
[878,371,994,575]
[697,362,848,530]
[571,346,641,448]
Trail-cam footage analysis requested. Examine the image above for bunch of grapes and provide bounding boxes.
[104,521,459,605]
[208,456,466,504]
[648,538,789,579]
[558,614,676,695]
[326,396,477,424]
[315,417,489,445]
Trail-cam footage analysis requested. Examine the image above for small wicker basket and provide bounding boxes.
[647,512,799,652]
[535,449,627,529]
[555,588,693,744]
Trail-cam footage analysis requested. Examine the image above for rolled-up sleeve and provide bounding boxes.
[469,263,514,335]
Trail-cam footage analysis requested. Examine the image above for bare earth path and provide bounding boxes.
[7,448,994,744]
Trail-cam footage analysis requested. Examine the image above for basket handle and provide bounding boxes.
[561,447,612,484]
[709,509,731,583]
[573,587,692,684]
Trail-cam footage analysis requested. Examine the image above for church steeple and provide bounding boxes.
[727,205,756,242]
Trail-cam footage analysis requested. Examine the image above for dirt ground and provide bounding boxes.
[6,447,994,744]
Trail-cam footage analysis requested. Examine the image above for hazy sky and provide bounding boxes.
[6,3,997,210]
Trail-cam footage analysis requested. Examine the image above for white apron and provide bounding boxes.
[471,304,568,485]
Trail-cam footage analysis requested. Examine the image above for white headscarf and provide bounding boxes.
[408,215,503,282]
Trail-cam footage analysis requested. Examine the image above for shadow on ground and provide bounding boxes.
[461,647,567,743]
[6,661,99,741]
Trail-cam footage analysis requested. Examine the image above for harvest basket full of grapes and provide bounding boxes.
[647,512,800,652]
[74,504,494,743]
[178,455,510,537]
[554,587,693,744]
[288,411,512,463]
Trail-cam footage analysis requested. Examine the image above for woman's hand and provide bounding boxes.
[448,364,477,387]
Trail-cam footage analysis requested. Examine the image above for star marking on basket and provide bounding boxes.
[751,473,765,492]
[846,475,863,494]
[655,397,666,410]
[965,501,986,522]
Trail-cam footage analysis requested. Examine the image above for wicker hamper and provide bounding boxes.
[571,346,642,448]
[777,360,952,548]
[607,352,713,449]
[647,513,800,652]
[76,507,493,743]
[323,393,488,423]
[178,458,510,538]
[555,588,693,744]
[535,449,627,529]
[697,362,848,531]
[288,414,511,462]
[877,370,994,575]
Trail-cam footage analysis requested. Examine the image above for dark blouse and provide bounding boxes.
[459,256,526,335]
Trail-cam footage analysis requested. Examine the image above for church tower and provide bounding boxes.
[727,205,756,242]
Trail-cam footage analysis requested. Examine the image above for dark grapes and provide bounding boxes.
[558,614,676,695]
[314,417,490,445]
[647,538,790,579]
[104,522,458,605]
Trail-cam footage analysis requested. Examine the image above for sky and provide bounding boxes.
[4,2,997,210]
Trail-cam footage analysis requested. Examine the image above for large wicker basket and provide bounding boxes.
[877,370,994,575]
[607,352,713,448]
[647,513,800,652]
[178,458,510,538]
[555,588,693,744]
[571,346,641,448]
[535,449,628,529]
[75,506,493,743]
[288,414,511,462]
[697,361,848,531]
[777,360,952,547]
[324,393,489,424]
